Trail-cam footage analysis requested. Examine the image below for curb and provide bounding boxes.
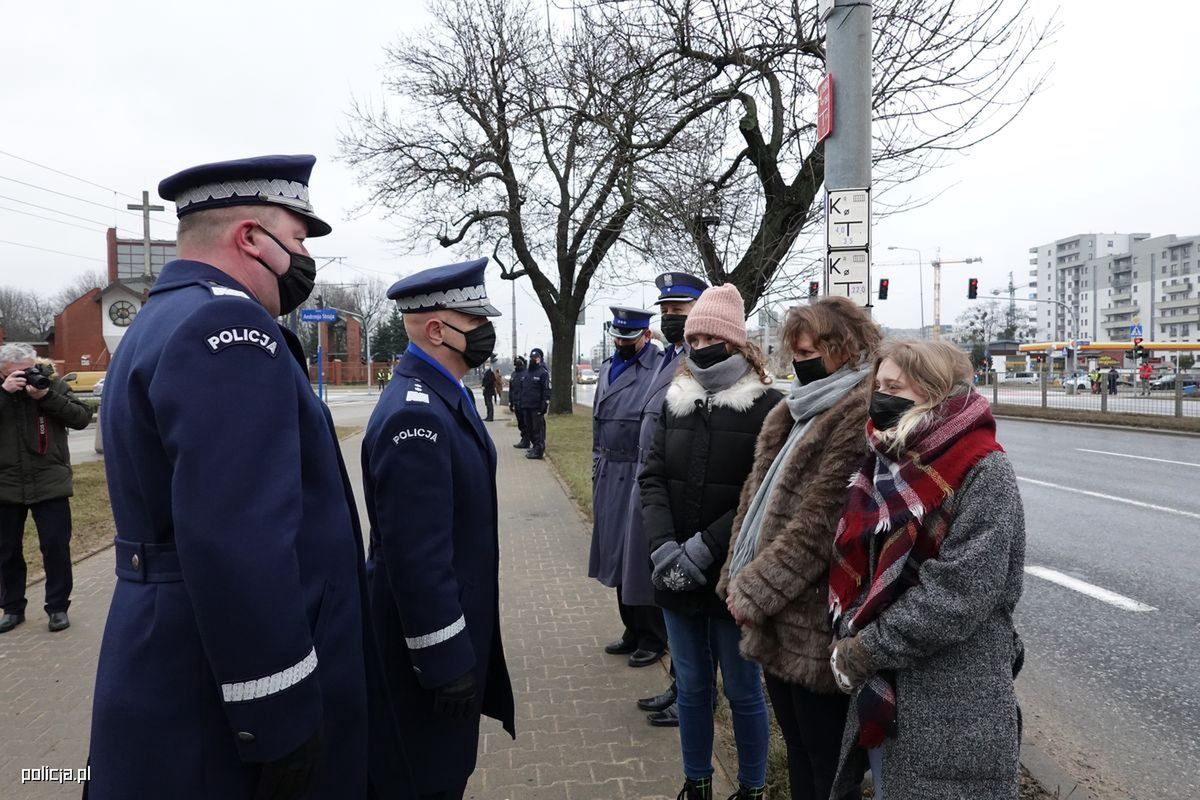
[1020,739,1094,800]
[993,413,1200,438]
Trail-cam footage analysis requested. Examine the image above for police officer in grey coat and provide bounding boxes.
[588,307,667,667]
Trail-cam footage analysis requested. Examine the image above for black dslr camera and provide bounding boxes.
[21,365,53,391]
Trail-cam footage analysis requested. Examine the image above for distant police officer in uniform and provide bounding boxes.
[627,272,708,724]
[518,348,551,459]
[509,355,530,447]
[86,156,401,799]
[589,307,668,667]
[363,258,515,800]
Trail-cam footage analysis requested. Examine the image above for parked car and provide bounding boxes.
[1001,371,1040,385]
[1062,374,1092,391]
[62,370,106,393]
[575,365,597,384]
[1149,374,1199,391]
[92,376,105,397]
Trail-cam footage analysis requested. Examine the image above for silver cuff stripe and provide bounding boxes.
[221,647,317,704]
[405,615,466,650]
[394,285,489,311]
[174,179,313,212]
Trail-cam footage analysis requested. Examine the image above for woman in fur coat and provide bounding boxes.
[717,297,881,800]
[640,284,783,800]
[828,340,1026,800]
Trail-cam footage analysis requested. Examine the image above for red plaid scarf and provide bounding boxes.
[829,390,1002,747]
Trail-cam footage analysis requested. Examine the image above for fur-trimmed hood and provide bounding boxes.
[665,370,774,416]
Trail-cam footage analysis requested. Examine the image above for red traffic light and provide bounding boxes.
[878,278,889,300]
[1133,336,1143,346]
[967,278,979,300]
[808,281,820,298]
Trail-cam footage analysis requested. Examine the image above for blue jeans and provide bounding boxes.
[663,610,769,788]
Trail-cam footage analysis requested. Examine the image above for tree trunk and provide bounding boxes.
[548,320,576,414]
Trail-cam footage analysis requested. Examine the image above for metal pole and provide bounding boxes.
[511,278,518,361]
[825,0,873,189]
[932,250,942,339]
[1040,358,1048,409]
[1176,358,1184,418]
[365,322,373,392]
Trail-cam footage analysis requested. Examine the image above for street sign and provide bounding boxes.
[1074,340,1091,347]
[1129,324,1143,338]
[816,74,834,144]
[300,308,337,323]
[818,0,835,22]
[826,250,871,306]
[826,188,870,249]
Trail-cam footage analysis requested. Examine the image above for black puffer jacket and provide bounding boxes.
[0,369,94,505]
[640,367,782,617]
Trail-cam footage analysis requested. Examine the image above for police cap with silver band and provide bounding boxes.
[388,257,501,317]
[158,154,332,237]
[608,306,653,340]
[653,272,708,304]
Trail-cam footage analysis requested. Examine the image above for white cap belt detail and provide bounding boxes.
[221,647,317,703]
[174,178,313,212]
[405,615,466,650]
[393,285,488,311]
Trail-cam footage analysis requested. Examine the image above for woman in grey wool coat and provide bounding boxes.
[828,340,1026,800]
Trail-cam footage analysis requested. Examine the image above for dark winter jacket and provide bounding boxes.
[639,368,782,617]
[508,365,526,407]
[482,369,497,397]
[516,362,551,411]
[717,375,873,691]
[0,369,94,506]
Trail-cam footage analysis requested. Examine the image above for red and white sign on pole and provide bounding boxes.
[817,74,834,144]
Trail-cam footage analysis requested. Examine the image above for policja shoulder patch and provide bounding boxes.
[205,327,280,358]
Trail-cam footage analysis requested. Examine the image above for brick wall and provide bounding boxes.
[49,289,108,374]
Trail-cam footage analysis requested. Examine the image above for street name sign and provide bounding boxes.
[300,308,338,323]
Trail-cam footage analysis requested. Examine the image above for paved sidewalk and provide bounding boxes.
[0,408,728,798]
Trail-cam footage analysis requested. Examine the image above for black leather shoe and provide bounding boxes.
[0,613,25,634]
[513,439,531,449]
[648,702,680,727]
[628,648,664,668]
[525,450,544,460]
[48,611,70,632]
[604,638,637,655]
[637,684,677,712]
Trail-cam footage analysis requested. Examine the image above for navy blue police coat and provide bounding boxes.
[363,347,515,795]
[517,361,551,410]
[587,343,662,601]
[88,260,404,799]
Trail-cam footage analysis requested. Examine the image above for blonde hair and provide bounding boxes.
[872,339,974,451]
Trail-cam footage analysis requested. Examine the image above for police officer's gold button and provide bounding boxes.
[131,553,140,570]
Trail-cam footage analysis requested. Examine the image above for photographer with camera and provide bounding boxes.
[0,343,93,634]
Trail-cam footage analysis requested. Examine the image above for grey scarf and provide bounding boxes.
[727,365,869,582]
[689,352,751,395]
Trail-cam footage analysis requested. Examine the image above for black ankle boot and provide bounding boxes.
[677,777,712,800]
[726,787,765,800]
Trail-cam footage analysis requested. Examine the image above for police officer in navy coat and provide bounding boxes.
[86,156,404,799]
[517,347,551,459]
[363,258,515,799]
[589,307,668,667]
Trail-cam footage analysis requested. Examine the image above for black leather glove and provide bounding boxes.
[254,727,322,800]
[432,671,477,720]
[541,405,549,415]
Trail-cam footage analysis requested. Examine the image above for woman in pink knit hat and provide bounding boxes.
[638,283,781,800]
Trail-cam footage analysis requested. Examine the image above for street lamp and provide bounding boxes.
[887,246,925,336]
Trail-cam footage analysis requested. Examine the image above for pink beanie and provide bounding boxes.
[684,284,747,347]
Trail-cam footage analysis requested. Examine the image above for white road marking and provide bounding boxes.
[1016,476,1200,522]
[1024,566,1157,612]
[1076,448,1200,469]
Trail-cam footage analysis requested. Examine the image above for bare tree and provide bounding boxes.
[0,286,59,341]
[342,0,720,412]
[605,0,1055,313]
[52,269,109,314]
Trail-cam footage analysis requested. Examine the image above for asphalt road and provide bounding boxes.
[1000,418,1200,800]
[988,384,1200,418]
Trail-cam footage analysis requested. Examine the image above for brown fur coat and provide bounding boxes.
[716,375,872,691]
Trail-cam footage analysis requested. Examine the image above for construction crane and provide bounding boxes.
[931,249,983,339]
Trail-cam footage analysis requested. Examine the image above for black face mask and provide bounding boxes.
[793,356,830,385]
[660,314,687,345]
[614,342,639,361]
[869,391,916,431]
[689,342,731,370]
[442,320,497,369]
[254,225,316,316]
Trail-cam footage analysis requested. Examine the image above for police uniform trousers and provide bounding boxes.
[616,583,666,653]
[524,409,546,452]
[483,391,496,421]
[0,498,72,614]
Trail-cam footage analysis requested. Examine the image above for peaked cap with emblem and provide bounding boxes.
[158,154,332,237]
[608,306,653,340]
[387,257,501,317]
[653,272,708,305]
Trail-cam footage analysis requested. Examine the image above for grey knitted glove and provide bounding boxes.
[681,532,714,572]
[651,541,683,590]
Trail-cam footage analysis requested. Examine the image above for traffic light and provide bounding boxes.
[808,281,820,299]
[1133,337,1145,360]
[878,278,889,300]
[967,278,978,299]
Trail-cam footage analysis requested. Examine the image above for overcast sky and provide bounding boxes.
[2,0,1197,357]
